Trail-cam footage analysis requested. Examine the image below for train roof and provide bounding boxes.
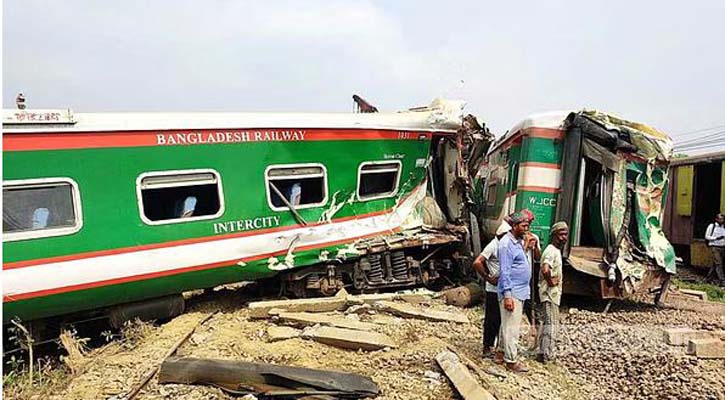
[488,110,570,154]
[2,99,466,134]
[671,149,725,166]
[489,110,673,161]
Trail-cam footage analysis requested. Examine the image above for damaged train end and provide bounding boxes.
[2,99,492,334]
[281,100,495,297]
[477,110,675,304]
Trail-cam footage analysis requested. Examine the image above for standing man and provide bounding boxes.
[537,221,568,363]
[472,221,511,357]
[705,213,725,285]
[495,210,532,373]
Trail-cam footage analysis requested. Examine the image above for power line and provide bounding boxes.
[676,133,725,146]
[675,130,725,146]
[676,139,725,149]
[675,144,725,152]
[675,143,725,152]
[673,124,725,138]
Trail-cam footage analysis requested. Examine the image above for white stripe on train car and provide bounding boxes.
[517,166,561,189]
[4,184,427,299]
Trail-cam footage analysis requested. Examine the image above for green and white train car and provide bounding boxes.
[476,110,676,301]
[3,100,487,328]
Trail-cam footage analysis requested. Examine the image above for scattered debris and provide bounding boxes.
[158,357,380,398]
[345,304,373,315]
[301,325,397,351]
[266,326,301,342]
[275,311,378,331]
[248,289,348,318]
[687,338,725,359]
[435,351,495,400]
[373,300,469,324]
[423,370,442,381]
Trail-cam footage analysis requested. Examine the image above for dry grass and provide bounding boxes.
[119,318,157,348]
[3,319,158,400]
[59,329,90,375]
[3,357,70,400]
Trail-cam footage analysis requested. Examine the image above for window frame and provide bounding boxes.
[486,182,498,206]
[265,163,328,212]
[136,168,225,226]
[356,160,403,202]
[3,177,84,242]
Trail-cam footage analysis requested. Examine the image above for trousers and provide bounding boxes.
[708,247,725,283]
[483,291,501,348]
[538,301,560,359]
[498,297,523,363]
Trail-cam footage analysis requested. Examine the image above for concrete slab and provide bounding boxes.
[663,328,725,346]
[373,300,469,324]
[276,311,378,331]
[687,338,725,359]
[302,326,396,351]
[347,293,397,306]
[248,289,348,318]
[266,326,301,342]
[678,289,708,301]
[346,289,434,306]
[435,351,495,400]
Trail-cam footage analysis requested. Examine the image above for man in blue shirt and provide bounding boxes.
[495,209,532,372]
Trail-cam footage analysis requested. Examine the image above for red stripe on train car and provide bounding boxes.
[519,161,561,169]
[516,186,561,193]
[4,182,424,270]
[3,129,433,152]
[2,228,403,302]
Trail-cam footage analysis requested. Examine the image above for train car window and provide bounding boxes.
[265,164,327,211]
[486,183,498,206]
[357,161,402,201]
[137,169,224,225]
[3,178,83,242]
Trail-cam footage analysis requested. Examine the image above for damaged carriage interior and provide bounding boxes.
[557,111,676,300]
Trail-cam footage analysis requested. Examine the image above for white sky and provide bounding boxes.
[3,0,725,152]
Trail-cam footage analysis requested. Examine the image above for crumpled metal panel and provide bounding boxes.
[581,110,674,162]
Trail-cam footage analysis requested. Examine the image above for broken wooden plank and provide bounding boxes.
[276,311,378,331]
[248,289,348,319]
[663,328,725,346]
[158,357,379,397]
[435,351,495,400]
[266,326,301,342]
[301,326,396,351]
[373,300,469,324]
[687,338,725,359]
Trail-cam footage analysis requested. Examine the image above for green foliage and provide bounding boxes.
[673,278,725,303]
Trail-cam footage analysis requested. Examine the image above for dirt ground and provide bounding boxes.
[4,274,725,400]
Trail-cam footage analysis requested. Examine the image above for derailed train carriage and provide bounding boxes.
[2,99,492,333]
[475,111,676,303]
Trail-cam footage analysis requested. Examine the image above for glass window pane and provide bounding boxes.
[358,163,400,199]
[3,183,76,233]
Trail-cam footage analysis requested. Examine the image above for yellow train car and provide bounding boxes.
[663,150,725,269]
